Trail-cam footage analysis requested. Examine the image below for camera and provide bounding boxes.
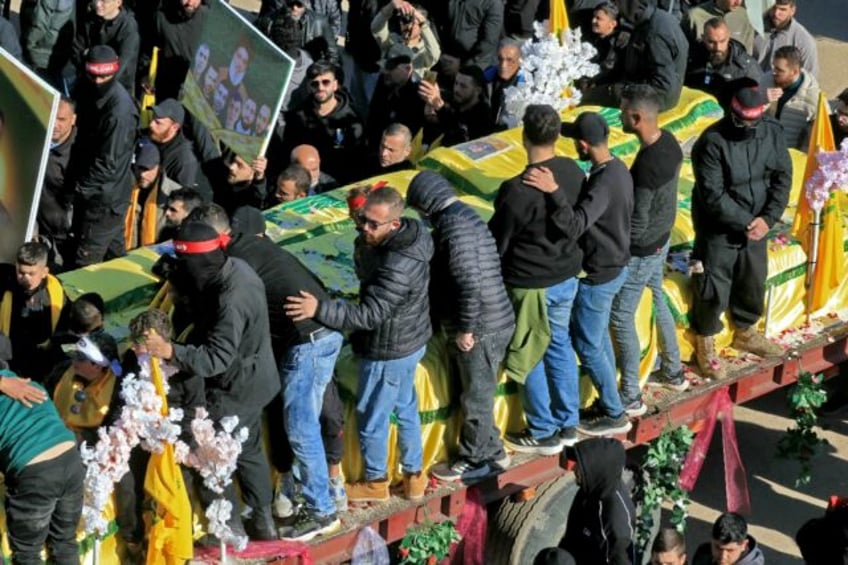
[396,11,415,24]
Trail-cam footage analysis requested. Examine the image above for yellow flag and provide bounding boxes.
[145,358,193,565]
[140,47,159,129]
[409,127,425,165]
[549,0,570,38]
[790,92,843,312]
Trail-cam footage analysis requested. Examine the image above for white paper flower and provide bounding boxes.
[504,24,600,125]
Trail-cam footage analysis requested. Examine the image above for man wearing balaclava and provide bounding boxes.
[69,45,138,268]
[143,221,281,541]
[689,78,792,380]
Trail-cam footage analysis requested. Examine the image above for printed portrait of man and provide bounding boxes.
[193,43,211,81]
[254,104,272,137]
[235,97,256,135]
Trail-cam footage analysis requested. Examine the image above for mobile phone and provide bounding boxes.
[423,70,438,85]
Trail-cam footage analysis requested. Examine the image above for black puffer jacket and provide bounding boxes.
[317,218,434,360]
[170,257,280,420]
[260,0,341,36]
[257,5,338,64]
[691,115,792,239]
[619,0,688,111]
[685,38,763,108]
[150,0,209,101]
[407,171,514,336]
[561,438,636,565]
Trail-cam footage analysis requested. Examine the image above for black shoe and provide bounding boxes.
[278,509,341,542]
[244,505,278,541]
[431,459,496,483]
[504,429,562,455]
[577,413,633,437]
[558,426,579,447]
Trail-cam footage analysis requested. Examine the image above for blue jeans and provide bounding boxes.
[519,277,580,438]
[572,268,629,419]
[357,347,426,480]
[281,330,344,517]
[610,242,682,404]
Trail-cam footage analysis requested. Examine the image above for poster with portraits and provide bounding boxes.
[0,48,60,263]
[180,0,294,163]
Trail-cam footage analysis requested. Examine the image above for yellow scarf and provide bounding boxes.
[53,365,117,432]
[0,274,65,341]
[124,182,161,251]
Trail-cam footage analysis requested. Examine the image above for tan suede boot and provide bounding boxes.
[695,334,726,380]
[345,477,390,503]
[732,326,784,358]
[403,471,428,501]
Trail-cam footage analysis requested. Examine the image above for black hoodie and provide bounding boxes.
[561,438,636,565]
[283,88,366,184]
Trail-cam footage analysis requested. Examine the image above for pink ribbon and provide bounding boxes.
[450,487,487,565]
[679,388,751,515]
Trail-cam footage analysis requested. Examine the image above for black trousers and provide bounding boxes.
[5,448,83,565]
[266,377,345,473]
[72,208,127,269]
[690,234,768,337]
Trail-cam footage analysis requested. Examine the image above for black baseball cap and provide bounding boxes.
[560,112,610,145]
[134,142,160,171]
[383,43,415,70]
[152,99,185,125]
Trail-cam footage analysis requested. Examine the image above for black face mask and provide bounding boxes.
[178,250,226,294]
[88,77,115,98]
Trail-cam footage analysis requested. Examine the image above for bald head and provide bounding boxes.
[290,144,322,187]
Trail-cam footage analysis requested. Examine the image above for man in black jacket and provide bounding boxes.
[685,17,762,108]
[609,86,686,419]
[367,44,425,150]
[144,221,280,541]
[531,112,633,437]
[38,97,77,271]
[147,99,202,190]
[283,60,366,184]
[489,104,586,453]
[418,65,495,147]
[286,187,433,503]
[585,0,688,111]
[257,0,339,65]
[690,80,791,380]
[71,0,140,93]
[407,171,515,482]
[148,0,209,101]
[430,0,503,69]
[193,204,344,542]
[560,438,636,565]
[70,45,139,268]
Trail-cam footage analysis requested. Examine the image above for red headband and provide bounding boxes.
[173,233,232,254]
[731,96,764,120]
[85,60,120,76]
[346,181,390,215]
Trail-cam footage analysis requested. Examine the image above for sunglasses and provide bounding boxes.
[360,214,394,231]
[310,78,335,88]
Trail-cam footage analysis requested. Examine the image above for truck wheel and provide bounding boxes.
[485,474,578,565]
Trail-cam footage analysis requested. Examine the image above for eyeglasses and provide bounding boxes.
[310,78,334,88]
[360,214,394,231]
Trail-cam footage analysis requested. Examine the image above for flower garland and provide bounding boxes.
[776,371,829,487]
[502,22,600,126]
[804,139,848,212]
[80,357,248,551]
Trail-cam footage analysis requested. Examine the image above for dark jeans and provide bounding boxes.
[266,377,345,472]
[72,208,127,268]
[451,325,514,465]
[690,235,767,336]
[5,447,83,565]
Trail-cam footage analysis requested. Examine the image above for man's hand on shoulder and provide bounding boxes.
[522,166,559,194]
[0,376,47,408]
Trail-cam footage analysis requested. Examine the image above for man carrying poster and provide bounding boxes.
[179,0,294,163]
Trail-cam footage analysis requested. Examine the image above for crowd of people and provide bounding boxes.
[0,0,847,562]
